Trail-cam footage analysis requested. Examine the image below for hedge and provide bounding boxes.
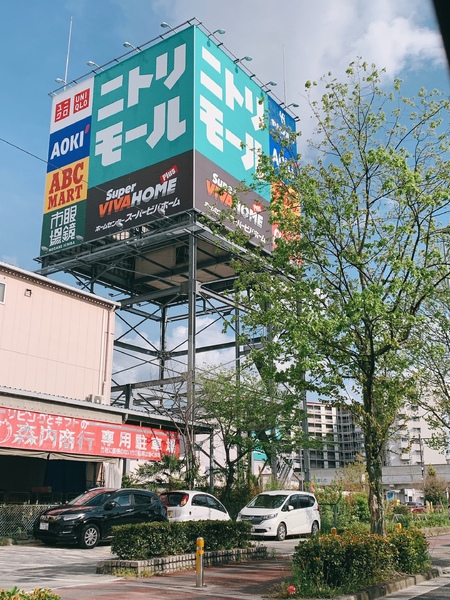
[111,519,253,560]
[290,528,431,597]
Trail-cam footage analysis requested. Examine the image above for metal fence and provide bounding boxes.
[0,504,54,537]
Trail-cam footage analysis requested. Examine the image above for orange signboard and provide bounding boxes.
[44,158,89,214]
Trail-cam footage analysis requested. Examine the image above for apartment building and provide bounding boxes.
[386,403,449,468]
[307,402,365,470]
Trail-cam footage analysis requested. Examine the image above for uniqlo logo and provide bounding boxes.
[55,98,71,123]
[74,88,90,114]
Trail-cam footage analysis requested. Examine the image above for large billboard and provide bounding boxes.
[41,25,296,255]
[0,406,179,461]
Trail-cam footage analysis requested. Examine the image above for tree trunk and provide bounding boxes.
[368,471,385,535]
[223,455,235,503]
[365,422,386,535]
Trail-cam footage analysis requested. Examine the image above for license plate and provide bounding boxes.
[39,522,49,530]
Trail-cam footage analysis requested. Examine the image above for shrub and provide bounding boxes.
[414,512,450,528]
[315,490,372,533]
[111,519,252,560]
[388,513,413,530]
[387,511,450,531]
[290,529,430,597]
[389,528,431,573]
[217,481,262,520]
[0,589,60,600]
[291,533,394,596]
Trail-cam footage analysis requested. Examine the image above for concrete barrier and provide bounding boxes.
[97,545,269,576]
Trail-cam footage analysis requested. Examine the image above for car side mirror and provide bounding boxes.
[105,500,117,510]
[287,504,294,511]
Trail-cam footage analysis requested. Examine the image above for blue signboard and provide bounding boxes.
[268,96,297,171]
[47,116,91,172]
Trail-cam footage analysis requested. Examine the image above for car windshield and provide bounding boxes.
[160,492,189,507]
[68,489,116,506]
[247,494,288,509]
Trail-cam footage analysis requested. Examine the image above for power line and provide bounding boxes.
[0,135,49,166]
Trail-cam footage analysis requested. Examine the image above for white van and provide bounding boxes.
[236,490,320,541]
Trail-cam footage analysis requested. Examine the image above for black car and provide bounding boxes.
[33,487,167,548]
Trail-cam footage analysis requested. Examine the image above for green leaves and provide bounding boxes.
[231,58,450,535]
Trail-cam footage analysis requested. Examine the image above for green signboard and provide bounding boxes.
[41,24,295,254]
[88,28,195,188]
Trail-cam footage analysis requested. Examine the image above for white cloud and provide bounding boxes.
[348,17,443,76]
[141,0,444,97]
[112,0,445,155]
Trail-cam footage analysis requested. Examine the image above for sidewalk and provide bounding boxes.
[39,533,450,600]
[54,555,292,600]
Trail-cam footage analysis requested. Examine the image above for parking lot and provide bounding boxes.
[0,538,300,593]
[0,542,119,591]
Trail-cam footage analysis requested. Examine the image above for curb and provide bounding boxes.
[97,545,269,576]
[334,568,442,600]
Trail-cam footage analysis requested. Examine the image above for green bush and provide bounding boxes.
[413,512,450,527]
[389,528,431,573]
[0,589,60,600]
[290,529,431,597]
[315,490,372,533]
[388,513,413,530]
[111,519,252,560]
[216,481,262,520]
[388,511,450,531]
[291,533,393,596]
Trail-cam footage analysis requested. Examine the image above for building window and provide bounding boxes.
[0,282,5,304]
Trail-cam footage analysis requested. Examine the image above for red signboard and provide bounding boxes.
[0,406,179,461]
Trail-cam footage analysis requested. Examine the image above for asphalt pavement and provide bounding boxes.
[1,533,450,600]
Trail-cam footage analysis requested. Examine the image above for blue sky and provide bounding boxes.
[0,0,448,273]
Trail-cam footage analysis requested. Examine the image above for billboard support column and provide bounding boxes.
[186,214,197,487]
[160,306,168,387]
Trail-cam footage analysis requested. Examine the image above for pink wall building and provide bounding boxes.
[0,262,179,500]
[0,262,116,403]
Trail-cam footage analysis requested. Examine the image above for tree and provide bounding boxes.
[335,454,369,494]
[128,453,187,489]
[231,61,450,535]
[423,464,448,507]
[195,366,308,502]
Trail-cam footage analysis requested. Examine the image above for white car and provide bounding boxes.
[159,490,231,522]
[236,490,320,541]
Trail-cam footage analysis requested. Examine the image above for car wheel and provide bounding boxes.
[311,521,320,536]
[276,522,287,541]
[79,523,100,549]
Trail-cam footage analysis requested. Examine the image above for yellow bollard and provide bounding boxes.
[397,523,402,531]
[196,537,204,587]
[331,527,337,535]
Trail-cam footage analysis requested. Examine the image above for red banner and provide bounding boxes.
[0,406,179,461]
